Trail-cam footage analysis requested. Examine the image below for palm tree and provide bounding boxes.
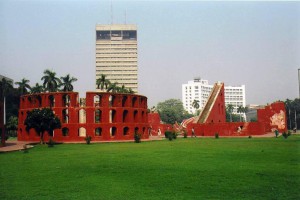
[60,74,77,92]
[119,85,129,93]
[226,104,234,122]
[128,88,135,94]
[15,78,31,95]
[237,105,243,122]
[0,78,13,100]
[192,99,200,115]
[107,82,120,93]
[243,106,248,121]
[30,83,44,94]
[41,69,61,92]
[96,74,111,91]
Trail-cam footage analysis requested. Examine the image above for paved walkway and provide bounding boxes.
[0,132,295,153]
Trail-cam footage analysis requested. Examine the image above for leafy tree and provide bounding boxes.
[226,110,240,122]
[5,116,18,137]
[237,105,243,122]
[15,78,31,95]
[157,99,193,124]
[0,78,13,100]
[285,98,300,130]
[30,83,44,94]
[226,104,234,122]
[41,69,61,92]
[24,108,61,144]
[60,74,77,92]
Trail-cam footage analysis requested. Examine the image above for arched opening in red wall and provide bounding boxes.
[79,109,86,123]
[62,127,69,136]
[95,127,102,136]
[134,127,139,134]
[110,127,117,137]
[109,95,115,107]
[49,95,55,107]
[95,109,101,123]
[123,127,129,135]
[141,111,145,122]
[110,110,116,123]
[63,94,70,107]
[123,110,129,123]
[134,110,138,122]
[62,109,69,123]
[132,97,137,107]
[94,95,102,107]
[78,127,86,137]
[122,96,128,107]
[35,95,42,107]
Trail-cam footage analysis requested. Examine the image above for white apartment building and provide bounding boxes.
[95,24,138,93]
[182,78,246,115]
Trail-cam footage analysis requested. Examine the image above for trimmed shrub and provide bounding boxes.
[165,131,172,139]
[183,130,187,138]
[134,132,141,143]
[85,135,92,144]
[274,130,279,138]
[282,132,288,139]
[248,135,252,139]
[288,130,292,136]
[215,133,219,139]
[47,138,55,147]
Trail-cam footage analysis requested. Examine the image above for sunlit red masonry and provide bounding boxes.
[17,82,287,142]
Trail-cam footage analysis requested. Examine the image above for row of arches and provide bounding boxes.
[62,108,147,124]
[21,94,75,109]
[63,127,147,137]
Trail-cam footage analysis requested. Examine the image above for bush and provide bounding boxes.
[183,130,187,138]
[173,132,178,139]
[168,133,173,141]
[287,130,292,136]
[23,144,29,153]
[248,135,252,139]
[85,135,92,144]
[215,133,219,139]
[282,132,288,139]
[165,131,173,139]
[134,133,141,143]
[47,138,55,147]
[274,130,279,138]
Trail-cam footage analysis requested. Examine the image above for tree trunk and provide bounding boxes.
[40,131,44,144]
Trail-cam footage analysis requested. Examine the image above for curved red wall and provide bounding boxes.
[18,92,149,142]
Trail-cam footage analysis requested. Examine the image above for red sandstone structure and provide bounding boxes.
[183,82,287,136]
[17,82,287,143]
[18,92,149,142]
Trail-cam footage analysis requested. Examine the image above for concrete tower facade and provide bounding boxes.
[95,24,138,93]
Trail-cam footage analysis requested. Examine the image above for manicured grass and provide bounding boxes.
[0,135,299,200]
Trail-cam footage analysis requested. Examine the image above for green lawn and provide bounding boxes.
[0,136,299,200]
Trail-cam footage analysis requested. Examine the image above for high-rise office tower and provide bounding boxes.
[95,24,138,93]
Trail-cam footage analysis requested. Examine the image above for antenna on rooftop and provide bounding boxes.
[110,0,114,24]
[124,9,127,24]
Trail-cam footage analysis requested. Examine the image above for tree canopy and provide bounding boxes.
[157,99,193,124]
[25,108,61,144]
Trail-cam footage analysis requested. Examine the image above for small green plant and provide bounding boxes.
[134,132,141,143]
[47,138,55,147]
[84,135,92,144]
[282,132,288,139]
[23,144,29,153]
[215,133,219,139]
[248,135,252,139]
[165,131,172,139]
[274,130,279,138]
[287,130,292,136]
[183,130,187,138]
[173,132,178,139]
[168,133,173,141]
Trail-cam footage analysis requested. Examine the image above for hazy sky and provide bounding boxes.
[1,0,299,107]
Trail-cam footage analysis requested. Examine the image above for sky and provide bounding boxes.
[1,0,299,107]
